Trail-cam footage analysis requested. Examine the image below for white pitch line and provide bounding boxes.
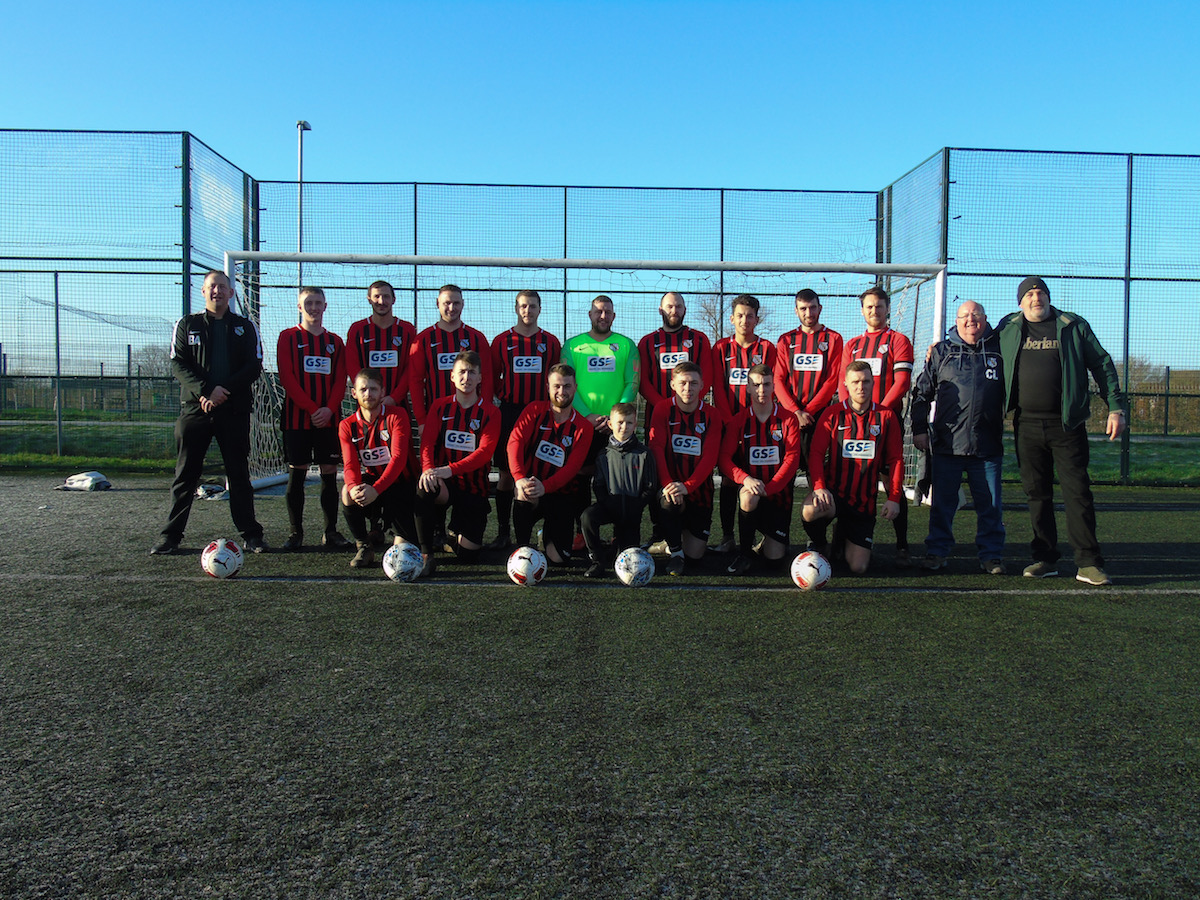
[2,573,1199,596]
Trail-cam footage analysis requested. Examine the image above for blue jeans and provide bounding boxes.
[924,454,1005,560]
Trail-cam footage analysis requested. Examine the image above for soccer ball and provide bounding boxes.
[201,538,243,579]
[614,547,655,588]
[507,546,548,586]
[382,543,424,583]
[790,550,832,592]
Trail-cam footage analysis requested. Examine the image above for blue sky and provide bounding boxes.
[4,0,1198,190]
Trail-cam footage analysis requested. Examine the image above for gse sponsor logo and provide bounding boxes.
[513,356,543,373]
[587,356,617,373]
[303,355,332,375]
[658,351,689,370]
[368,350,398,368]
[359,446,392,466]
[792,353,822,372]
[842,439,876,460]
[436,352,458,371]
[671,435,702,456]
[749,445,780,466]
[728,368,749,386]
[444,430,476,451]
[535,441,565,467]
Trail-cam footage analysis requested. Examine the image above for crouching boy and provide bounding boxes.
[582,402,657,578]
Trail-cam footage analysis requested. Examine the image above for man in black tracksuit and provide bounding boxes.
[910,300,1007,574]
[150,270,267,555]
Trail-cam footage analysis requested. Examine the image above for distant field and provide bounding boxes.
[1,476,1197,897]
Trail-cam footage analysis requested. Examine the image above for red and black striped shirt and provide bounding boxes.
[506,401,594,493]
[840,328,914,414]
[648,398,725,508]
[711,336,777,419]
[638,326,714,408]
[491,328,562,406]
[276,326,347,431]
[345,316,417,408]
[774,325,844,416]
[808,400,904,516]
[408,323,493,423]
[338,408,413,493]
[420,395,500,497]
[718,402,801,504]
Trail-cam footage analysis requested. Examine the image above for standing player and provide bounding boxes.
[151,270,267,555]
[414,351,500,577]
[710,294,778,553]
[774,288,843,464]
[408,284,493,437]
[638,291,713,426]
[840,285,915,565]
[277,287,351,552]
[506,363,594,565]
[803,361,905,575]
[338,367,417,568]
[488,289,562,550]
[648,361,725,576]
[344,280,417,412]
[718,364,801,575]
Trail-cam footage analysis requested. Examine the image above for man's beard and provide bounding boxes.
[592,321,611,336]
[660,311,683,330]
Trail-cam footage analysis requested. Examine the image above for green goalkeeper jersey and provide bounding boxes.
[563,331,640,417]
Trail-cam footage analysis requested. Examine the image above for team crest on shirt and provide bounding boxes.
[470,418,480,430]
[537,343,546,352]
[695,423,706,434]
[869,424,881,436]
[986,356,998,368]
[771,428,782,440]
[819,341,827,351]
[683,339,692,349]
[563,435,573,447]
[326,343,335,355]
[392,336,403,346]
[610,343,620,353]
[752,354,763,364]
[381,429,390,442]
[234,327,244,336]
[460,338,470,348]
[879,344,889,353]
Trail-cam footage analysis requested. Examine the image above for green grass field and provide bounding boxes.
[1,475,1198,897]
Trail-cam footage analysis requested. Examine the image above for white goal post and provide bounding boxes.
[222,250,947,488]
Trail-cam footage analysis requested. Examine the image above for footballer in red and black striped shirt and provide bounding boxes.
[414,351,500,571]
[506,364,594,562]
[638,292,714,425]
[648,361,725,566]
[408,285,493,429]
[774,290,843,420]
[710,294,778,548]
[718,364,801,574]
[802,361,905,574]
[838,285,915,562]
[488,290,564,549]
[344,281,417,410]
[277,288,352,550]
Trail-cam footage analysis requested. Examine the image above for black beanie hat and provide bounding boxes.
[1018,276,1050,303]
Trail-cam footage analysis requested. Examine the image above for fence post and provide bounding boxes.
[1120,153,1133,484]
[126,344,133,422]
[181,132,193,319]
[1164,366,1170,436]
[54,272,63,456]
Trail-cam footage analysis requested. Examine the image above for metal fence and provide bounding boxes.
[1,130,1197,482]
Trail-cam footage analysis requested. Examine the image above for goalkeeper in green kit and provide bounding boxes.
[562,295,641,547]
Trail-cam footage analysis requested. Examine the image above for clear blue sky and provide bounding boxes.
[4,0,1197,190]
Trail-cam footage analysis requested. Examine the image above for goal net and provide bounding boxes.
[225,252,946,490]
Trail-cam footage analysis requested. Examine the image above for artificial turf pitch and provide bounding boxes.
[1,474,1198,898]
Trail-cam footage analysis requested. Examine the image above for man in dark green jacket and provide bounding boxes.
[997,277,1127,585]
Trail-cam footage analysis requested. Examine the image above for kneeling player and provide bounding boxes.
[338,368,417,568]
[648,361,725,576]
[801,360,903,574]
[719,364,801,575]
[415,351,500,577]
[506,363,593,565]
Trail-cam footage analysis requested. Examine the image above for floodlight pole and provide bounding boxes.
[297,120,311,287]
